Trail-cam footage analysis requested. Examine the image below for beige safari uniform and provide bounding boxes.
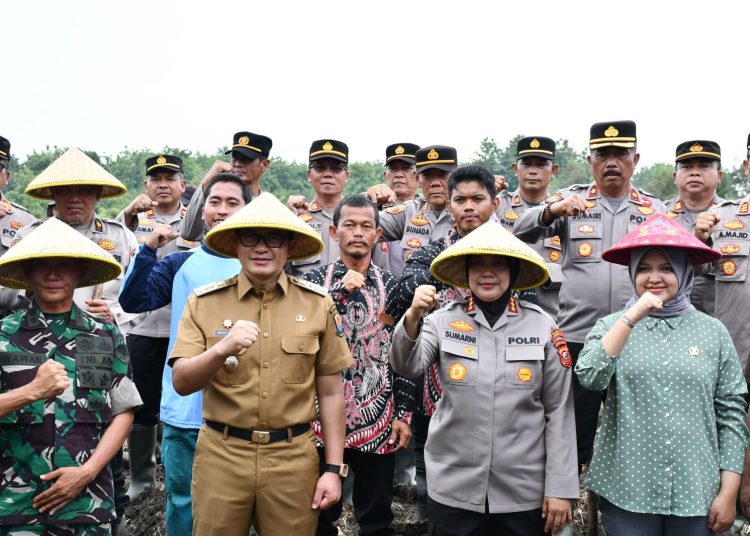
[710,195,750,377]
[378,198,455,276]
[664,196,721,315]
[0,194,35,255]
[170,271,353,536]
[497,189,563,319]
[116,204,199,338]
[514,183,665,343]
[14,215,141,334]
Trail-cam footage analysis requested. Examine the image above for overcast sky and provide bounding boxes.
[5,1,750,170]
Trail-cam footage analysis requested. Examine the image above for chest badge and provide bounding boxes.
[448,320,474,332]
[549,251,560,262]
[578,224,595,234]
[504,211,518,221]
[223,356,239,372]
[97,240,116,251]
[448,362,466,381]
[517,367,532,383]
[411,214,429,226]
[637,206,655,215]
[721,244,740,255]
[464,346,475,357]
[721,260,737,276]
[688,346,700,357]
[578,242,593,257]
[223,319,233,329]
[406,237,422,249]
[724,220,745,230]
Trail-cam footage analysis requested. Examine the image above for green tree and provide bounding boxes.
[633,163,677,201]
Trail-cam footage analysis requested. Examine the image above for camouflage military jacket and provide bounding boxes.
[0,302,142,526]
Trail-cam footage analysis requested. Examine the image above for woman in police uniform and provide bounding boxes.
[391,219,579,536]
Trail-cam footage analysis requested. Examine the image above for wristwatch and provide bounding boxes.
[324,463,349,478]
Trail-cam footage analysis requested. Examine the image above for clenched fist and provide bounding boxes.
[341,270,365,293]
[216,320,260,357]
[287,195,309,215]
[146,223,180,249]
[548,194,588,219]
[410,285,439,317]
[695,211,720,243]
[29,360,70,401]
[626,291,664,323]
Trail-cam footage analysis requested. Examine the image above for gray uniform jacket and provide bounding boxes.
[710,195,750,377]
[378,198,454,277]
[0,194,36,255]
[14,215,141,335]
[116,204,199,338]
[391,297,579,513]
[497,190,563,319]
[514,183,665,343]
[664,196,722,315]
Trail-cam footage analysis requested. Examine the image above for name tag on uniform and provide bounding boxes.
[75,335,114,389]
[0,352,46,366]
[506,336,545,362]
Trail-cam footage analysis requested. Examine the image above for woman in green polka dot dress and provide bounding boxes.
[576,213,750,535]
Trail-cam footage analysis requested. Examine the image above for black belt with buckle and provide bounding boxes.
[205,420,310,444]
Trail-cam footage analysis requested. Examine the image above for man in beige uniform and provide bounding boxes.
[170,193,353,536]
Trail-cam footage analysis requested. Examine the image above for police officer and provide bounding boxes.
[497,136,563,318]
[665,140,724,315]
[391,220,578,536]
[0,135,35,255]
[182,131,272,241]
[170,193,354,536]
[116,154,198,501]
[514,120,665,469]
[0,217,142,535]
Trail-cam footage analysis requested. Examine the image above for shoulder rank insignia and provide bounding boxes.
[194,277,236,297]
[723,220,745,230]
[587,185,599,198]
[507,296,518,314]
[739,201,749,215]
[449,320,475,332]
[290,277,328,297]
[673,200,685,212]
[513,194,521,205]
[300,214,313,223]
[385,204,405,214]
[504,211,518,221]
[309,200,321,212]
[666,211,678,219]
[637,206,655,215]
[545,193,564,204]
[146,208,156,218]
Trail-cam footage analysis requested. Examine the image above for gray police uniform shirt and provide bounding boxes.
[391,297,579,513]
[514,183,665,344]
[496,189,563,319]
[378,198,454,277]
[180,184,261,242]
[0,193,36,255]
[710,195,750,377]
[664,196,722,316]
[290,198,389,277]
[116,204,199,338]
[14,215,141,335]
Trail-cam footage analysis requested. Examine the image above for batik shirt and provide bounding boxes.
[303,260,415,453]
[0,302,142,526]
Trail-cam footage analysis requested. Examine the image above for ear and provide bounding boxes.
[511,162,519,175]
[260,159,271,173]
[551,163,560,177]
[491,196,500,212]
[633,152,641,167]
[328,224,337,241]
[672,171,677,183]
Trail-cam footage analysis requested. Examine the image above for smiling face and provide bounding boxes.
[25,258,85,313]
[202,181,246,229]
[634,248,679,302]
[467,254,510,302]
[237,229,291,290]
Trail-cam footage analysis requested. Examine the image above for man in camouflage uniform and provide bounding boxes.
[0,217,142,535]
[514,120,665,469]
[664,140,724,315]
[497,136,563,318]
[0,135,35,255]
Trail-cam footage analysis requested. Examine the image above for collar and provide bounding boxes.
[641,314,684,331]
[145,203,186,224]
[331,258,377,282]
[237,269,289,299]
[22,301,91,332]
[200,243,233,258]
[671,196,720,213]
[62,213,104,234]
[464,296,518,329]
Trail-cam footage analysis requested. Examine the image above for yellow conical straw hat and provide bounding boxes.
[205,192,324,261]
[25,147,127,200]
[430,220,550,290]
[0,218,122,289]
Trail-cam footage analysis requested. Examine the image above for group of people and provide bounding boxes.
[0,120,748,536]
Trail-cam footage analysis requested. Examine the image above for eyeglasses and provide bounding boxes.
[310,162,347,173]
[236,232,288,248]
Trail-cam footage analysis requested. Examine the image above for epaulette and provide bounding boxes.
[517,299,553,321]
[636,187,656,197]
[8,200,33,215]
[384,204,405,214]
[564,183,589,192]
[194,276,237,297]
[289,276,328,297]
[718,198,740,207]
[98,216,131,231]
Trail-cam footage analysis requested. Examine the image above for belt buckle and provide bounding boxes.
[252,430,270,444]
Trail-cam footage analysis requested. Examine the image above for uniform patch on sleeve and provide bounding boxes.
[329,304,345,336]
[551,328,572,368]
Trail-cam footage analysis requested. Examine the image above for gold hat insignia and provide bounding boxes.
[238,135,250,146]
[427,149,439,160]
[395,145,405,155]
[690,143,703,152]
[604,126,619,137]
[323,141,333,151]
[156,155,167,165]
[530,139,540,148]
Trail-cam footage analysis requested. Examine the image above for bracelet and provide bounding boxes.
[620,315,636,329]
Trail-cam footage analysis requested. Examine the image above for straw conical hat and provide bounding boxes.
[430,220,550,290]
[25,147,127,200]
[205,192,324,261]
[602,213,720,265]
[0,218,122,289]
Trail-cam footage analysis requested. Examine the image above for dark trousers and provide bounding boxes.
[413,410,430,498]
[427,497,548,536]
[569,341,605,467]
[111,449,128,521]
[316,447,396,536]
[127,334,169,426]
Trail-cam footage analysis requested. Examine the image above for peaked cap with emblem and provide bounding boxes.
[0,217,122,289]
[517,136,556,160]
[205,192,324,261]
[225,131,273,160]
[589,120,637,150]
[430,220,550,290]
[0,135,10,160]
[602,213,720,266]
[415,145,457,174]
[386,143,420,165]
[675,140,720,162]
[309,139,348,163]
[146,154,184,174]
[25,147,127,200]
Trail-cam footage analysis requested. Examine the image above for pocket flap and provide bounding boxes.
[442,339,478,360]
[570,221,602,239]
[281,335,320,355]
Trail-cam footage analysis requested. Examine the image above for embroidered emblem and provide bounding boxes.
[740,201,750,215]
[9,220,24,230]
[507,296,518,313]
[530,138,540,148]
[464,346,475,357]
[300,214,313,222]
[578,242,593,257]
[222,319,233,328]
[449,320,475,332]
[690,143,703,153]
[637,206,655,215]
[448,362,466,381]
[504,211,518,221]
[395,145,405,155]
[578,224,594,234]
[549,251,560,262]
[309,200,321,211]
[721,244,740,255]
[585,200,597,208]
[666,211,678,219]
[517,367,532,383]
[156,155,167,164]
[406,237,422,249]
[721,260,737,276]
[323,141,333,151]
[723,220,745,230]
[385,204,405,214]
[411,214,429,226]
[97,240,116,251]
[239,135,250,146]
[427,149,439,160]
[551,236,561,248]
[604,125,619,137]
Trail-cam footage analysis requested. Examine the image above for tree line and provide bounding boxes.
[6,138,748,219]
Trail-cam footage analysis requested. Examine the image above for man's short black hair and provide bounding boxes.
[205,173,252,204]
[448,165,496,199]
[333,194,379,228]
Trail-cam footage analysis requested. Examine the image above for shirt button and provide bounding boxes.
[263,362,269,368]
[298,345,304,351]
[263,304,268,310]
[262,392,268,398]
[260,422,267,427]
[263,332,269,338]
